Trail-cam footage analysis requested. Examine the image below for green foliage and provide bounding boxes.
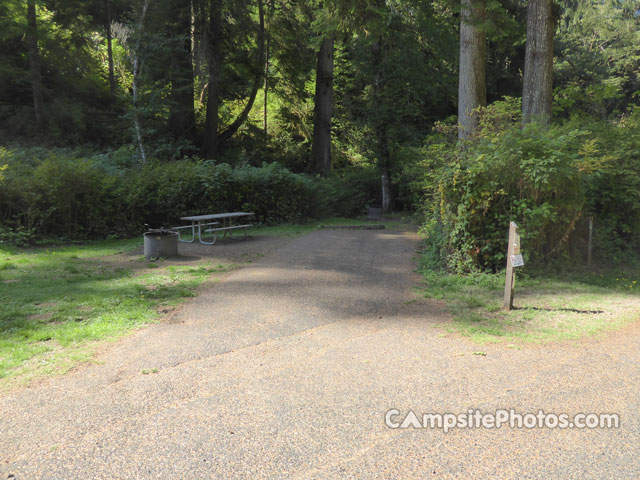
[417,98,640,273]
[0,148,372,244]
[555,0,640,118]
[578,106,640,262]
[0,149,112,237]
[0,0,122,144]
[2,0,639,257]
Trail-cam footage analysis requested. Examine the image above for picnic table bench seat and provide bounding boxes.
[172,212,254,245]
[171,221,219,231]
[205,224,252,233]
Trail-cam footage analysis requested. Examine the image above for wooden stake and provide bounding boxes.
[503,221,518,310]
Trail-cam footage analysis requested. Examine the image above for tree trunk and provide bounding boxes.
[377,121,392,213]
[168,0,196,141]
[263,31,269,142]
[193,0,207,84]
[105,0,116,101]
[26,0,44,129]
[310,36,334,175]
[522,0,554,125]
[132,0,150,163]
[381,168,392,214]
[457,0,486,141]
[203,0,224,159]
[263,0,275,143]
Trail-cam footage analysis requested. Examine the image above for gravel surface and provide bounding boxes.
[1,228,639,479]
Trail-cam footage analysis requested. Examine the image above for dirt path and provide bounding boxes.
[1,228,639,479]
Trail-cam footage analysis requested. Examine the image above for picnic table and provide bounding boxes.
[172,212,255,245]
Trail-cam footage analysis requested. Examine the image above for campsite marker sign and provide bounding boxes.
[504,222,524,310]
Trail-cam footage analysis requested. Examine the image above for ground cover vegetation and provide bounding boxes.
[0,237,233,385]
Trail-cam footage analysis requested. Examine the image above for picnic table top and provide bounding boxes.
[180,212,255,222]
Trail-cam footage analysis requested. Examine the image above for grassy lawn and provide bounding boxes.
[0,237,238,387]
[419,268,640,343]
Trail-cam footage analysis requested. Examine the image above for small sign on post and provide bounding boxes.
[504,221,524,310]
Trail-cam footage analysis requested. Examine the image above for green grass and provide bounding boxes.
[0,238,233,384]
[419,268,640,343]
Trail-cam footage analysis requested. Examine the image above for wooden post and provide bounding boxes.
[587,216,593,267]
[503,221,518,310]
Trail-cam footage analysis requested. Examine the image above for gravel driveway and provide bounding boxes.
[1,228,638,479]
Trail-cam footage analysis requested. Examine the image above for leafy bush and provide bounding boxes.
[578,107,640,263]
[324,166,381,215]
[418,99,640,272]
[0,148,372,244]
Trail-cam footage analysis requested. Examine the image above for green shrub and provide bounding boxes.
[0,148,372,244]
[418,100,640,272]
[321,166,381,217]
[578,108,640,263]
[0,150,113,237]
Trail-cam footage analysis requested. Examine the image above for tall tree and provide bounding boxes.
[167,0,196,141]
[264,0,316,158]
[26,0,45,129]
[202,0,224,158]
[131,0,151,163]
[522,0,554,124]
[457,0,486,140]
[310,35,334,175]
[371,37,393,213]
[204,0,265,157]
[104,0,116,101]
[219,0,265,144]
[263,0,275,142]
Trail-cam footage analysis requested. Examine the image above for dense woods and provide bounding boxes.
[1,0,639,271]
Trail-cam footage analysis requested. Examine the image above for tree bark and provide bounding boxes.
[105,0,116,101]
[457,0,486,141]
[26,0,44,129]
[377,123,392,213]
[522,0,554,125]
[310,36,334,175]
[203,0,224,159]
[168,0,196,141]
[381,168,392,214]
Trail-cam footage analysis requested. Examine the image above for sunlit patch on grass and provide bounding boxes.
[419,269,640,343]
[0,238,233,385]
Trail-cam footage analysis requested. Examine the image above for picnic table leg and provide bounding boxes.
[222,217,230,238]
[197,220,217,245]
[175,222,196,243]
